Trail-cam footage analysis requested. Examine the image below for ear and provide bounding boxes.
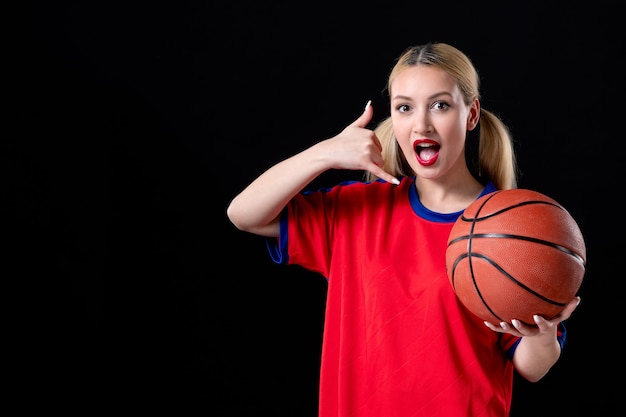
[467,98,480,131]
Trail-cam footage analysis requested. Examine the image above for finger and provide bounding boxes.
[366,165,400,185]
[554,296,581,321]
[356,103,399,185]
[483,321,502,332]
[535,297,580,326]
[349,100,374,129]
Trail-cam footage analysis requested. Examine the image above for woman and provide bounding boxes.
[226,42,579,416]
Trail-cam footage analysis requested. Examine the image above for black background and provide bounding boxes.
[11,1,622,415]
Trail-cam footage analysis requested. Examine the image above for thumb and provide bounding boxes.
[350,100,373,128]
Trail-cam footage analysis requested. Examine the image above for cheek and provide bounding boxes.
[438,117,467,142]
[391,116,411,140]
[392,126,412,154]
[390,123,413,155]
[394,132,416,159]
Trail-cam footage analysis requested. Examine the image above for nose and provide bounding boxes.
[412,110,433,135]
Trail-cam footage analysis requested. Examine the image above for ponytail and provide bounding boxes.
[477,109,518,190]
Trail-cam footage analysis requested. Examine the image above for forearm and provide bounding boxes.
[226,140,335,237]
[511,331,562,382]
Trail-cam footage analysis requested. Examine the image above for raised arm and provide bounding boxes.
[226,101,400,237]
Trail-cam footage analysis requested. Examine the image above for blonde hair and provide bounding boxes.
[364,42,518,190]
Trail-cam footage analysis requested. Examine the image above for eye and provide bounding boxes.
[396,104,411,113]
[432,101,450,111]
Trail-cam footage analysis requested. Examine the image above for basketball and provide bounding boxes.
[445,189,586,325]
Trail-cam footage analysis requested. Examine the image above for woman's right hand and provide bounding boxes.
[317,101,399,185]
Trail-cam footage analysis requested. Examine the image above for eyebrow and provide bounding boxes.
[392,91,454,101]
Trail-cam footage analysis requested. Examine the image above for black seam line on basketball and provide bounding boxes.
[450,253,504,322]
[466,193,502,259]
[460,200,565,223]
[465,252,567,307]
[447,233,585,266]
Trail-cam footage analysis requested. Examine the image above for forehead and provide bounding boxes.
[390,65,459,98]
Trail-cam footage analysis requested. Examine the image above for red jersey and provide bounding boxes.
[267,177,521,416]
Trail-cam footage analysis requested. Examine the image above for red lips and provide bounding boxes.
[413,139,440,166]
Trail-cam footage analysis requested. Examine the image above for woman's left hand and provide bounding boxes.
[483,296,580,337]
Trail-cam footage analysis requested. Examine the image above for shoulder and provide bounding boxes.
[292,178,412,217]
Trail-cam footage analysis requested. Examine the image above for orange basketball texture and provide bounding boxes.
[445,189,586,325]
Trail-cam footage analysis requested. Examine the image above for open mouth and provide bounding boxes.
[414,140,440,166]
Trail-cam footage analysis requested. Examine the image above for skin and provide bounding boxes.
[226,64,580,383]
[390,65,484,214]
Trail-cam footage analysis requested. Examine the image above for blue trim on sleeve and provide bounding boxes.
[266,180,362,264]
[556,321,567,350]
[266,210,290,264]
[301,179,364,195]
[507,322,567,359]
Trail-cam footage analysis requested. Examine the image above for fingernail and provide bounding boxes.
[391,178,400,185]
[365,100,371,110]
